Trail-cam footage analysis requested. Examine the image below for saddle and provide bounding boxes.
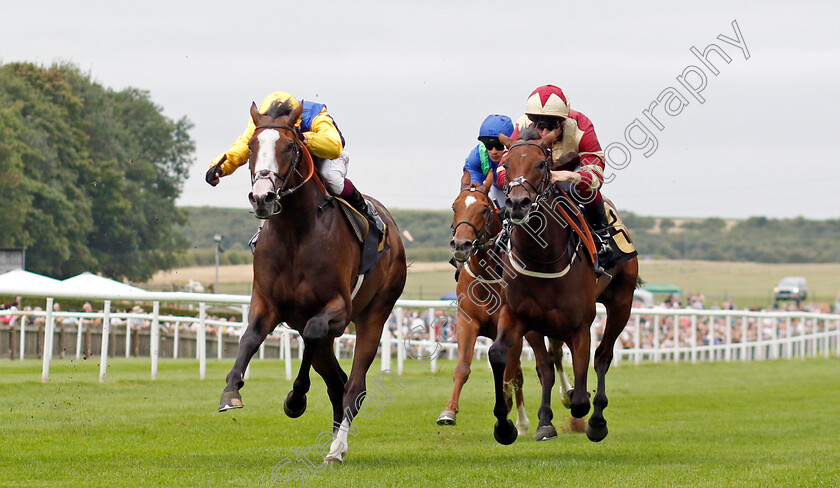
[334,197,389,276]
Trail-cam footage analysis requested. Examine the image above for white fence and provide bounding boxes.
[2,292,839,383]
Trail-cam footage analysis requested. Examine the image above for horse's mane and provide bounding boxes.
[264,99,297,119]
[518,127,541,141]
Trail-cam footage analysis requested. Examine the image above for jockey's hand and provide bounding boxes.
[550,170,581,184]
[205,163,223,187]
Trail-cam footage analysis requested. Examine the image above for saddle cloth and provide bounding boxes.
[598,200,638,270]
[334,197,389,276]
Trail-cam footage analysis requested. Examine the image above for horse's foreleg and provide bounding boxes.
[287,296,349,418]
[489,306,522,445]
[437,319,479,426]
[568,326,592,419]
[311,339,347,426]
[220,305,278,412]
[588,293,633,442]
[283,335,318,418]
[527,332,557,441]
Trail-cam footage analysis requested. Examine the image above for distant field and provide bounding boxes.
[143,260,840,308]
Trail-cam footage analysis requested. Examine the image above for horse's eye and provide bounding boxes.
[538,160,546,170]
[286,141,295,152]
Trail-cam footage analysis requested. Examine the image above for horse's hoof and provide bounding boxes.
[437,410,457,426]
[516,420,530,436]
[323,455,343,465]
[586,418,608,442]
[283,392,307,418]
[535,424,558,441]
[219,391,243,412]
[493,419,518,445]
[570,401,591,419]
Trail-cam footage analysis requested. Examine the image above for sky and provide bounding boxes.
[3,0,838,219]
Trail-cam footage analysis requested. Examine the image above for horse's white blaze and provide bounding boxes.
[254,130,281,175]
[327,418,350,461]
[464,195,477,208]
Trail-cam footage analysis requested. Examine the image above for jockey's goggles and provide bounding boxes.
[481,139,505,151]
[531,117,564,132]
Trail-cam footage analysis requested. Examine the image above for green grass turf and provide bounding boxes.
[2,357,839,487]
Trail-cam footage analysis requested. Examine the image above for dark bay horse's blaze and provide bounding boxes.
[488,128,639,445]
[438,170,576,441]
[219,100,406,464]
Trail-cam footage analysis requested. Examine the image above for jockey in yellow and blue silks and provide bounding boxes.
[463,114,515,209]
[206,92,382,241]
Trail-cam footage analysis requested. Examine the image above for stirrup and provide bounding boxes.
[366,201,385,234]
[248,230,259,254]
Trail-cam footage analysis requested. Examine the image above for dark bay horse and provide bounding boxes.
[488,128,639,445]
[219,100,406,464]
[439,170,576,440]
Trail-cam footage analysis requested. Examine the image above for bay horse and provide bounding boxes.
[218,100,407,464]
[488,127,639,445]
[438,169,576,440]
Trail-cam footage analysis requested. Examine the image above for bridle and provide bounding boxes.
[451,187,499,258]
[504,140,553,210]
[249,123,315,218]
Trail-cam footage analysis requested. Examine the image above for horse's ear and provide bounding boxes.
[250,102,261,124]
[482,169,494,194]
[499,133,513,149]
[290,103,304,124]
[540,125,562,148]
[460,169,471,191]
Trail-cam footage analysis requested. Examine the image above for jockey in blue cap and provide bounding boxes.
[463,114,515,210]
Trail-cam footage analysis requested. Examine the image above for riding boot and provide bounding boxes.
[584,203,613,257]
[345,187,385,234]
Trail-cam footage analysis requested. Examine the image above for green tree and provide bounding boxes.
[0,62,193,280]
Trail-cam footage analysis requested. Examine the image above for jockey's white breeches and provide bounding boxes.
[316,150,349,195]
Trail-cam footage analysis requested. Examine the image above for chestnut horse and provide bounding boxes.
[488,128,639,445]
[438,169,575,440]
[218,100,406,464]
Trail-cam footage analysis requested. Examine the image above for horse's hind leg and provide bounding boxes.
[505,336,530,436]
[220,304,278,411]
[548,339,574,409]
[588,271,635,442]
[527,332,557,441]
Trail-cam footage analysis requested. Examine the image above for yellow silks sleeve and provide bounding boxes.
[303,109,343,160]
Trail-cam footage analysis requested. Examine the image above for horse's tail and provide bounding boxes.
[635,276,646,289]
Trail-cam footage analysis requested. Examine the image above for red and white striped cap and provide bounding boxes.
[524,85,570,118]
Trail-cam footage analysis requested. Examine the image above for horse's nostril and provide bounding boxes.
[264,192,276,204]
[248,192,256,204]
[520,197,532,209]
[449,239,457,249]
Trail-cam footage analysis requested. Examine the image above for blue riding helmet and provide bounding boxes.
[478,114,514,140]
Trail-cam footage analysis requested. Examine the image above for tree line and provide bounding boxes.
[0,62,193,281]
[180,208,840,265]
